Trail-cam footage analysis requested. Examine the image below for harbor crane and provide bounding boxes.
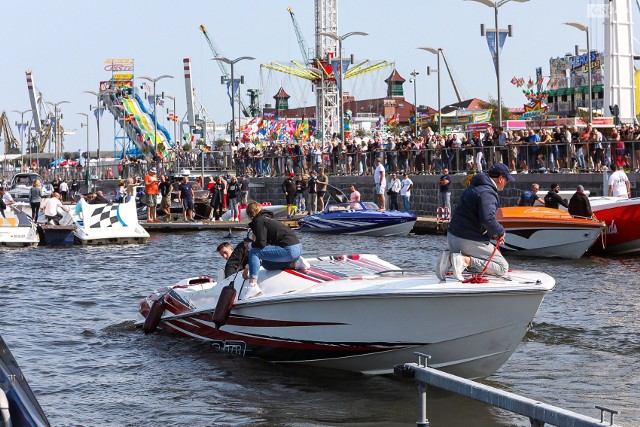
[288,6,311,65]
[199,24,252,117]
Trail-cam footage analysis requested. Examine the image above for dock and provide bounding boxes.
[140,215,448,235]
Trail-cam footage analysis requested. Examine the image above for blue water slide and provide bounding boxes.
[134,93,173,145]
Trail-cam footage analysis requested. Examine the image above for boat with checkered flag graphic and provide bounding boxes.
[74,199,150,245]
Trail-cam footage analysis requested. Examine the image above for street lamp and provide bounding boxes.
[466,0,529,128]
[11,109,31,169]
[564,22,592,123]
[409,71,419,138]
[317,31,369,143]
[78,112,90,190]
[45,100,70,178]
[164,94,178,171]
[418,47,442,134]
[139,74,174,164]
[83,89,110,174]
[213,56,254,145]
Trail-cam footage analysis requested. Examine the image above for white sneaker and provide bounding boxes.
[241,282,262,299]
[293,256,310,270]
[450,252,466,281]
[435,250,451,281]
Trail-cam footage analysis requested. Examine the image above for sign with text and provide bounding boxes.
[104,58,134,72]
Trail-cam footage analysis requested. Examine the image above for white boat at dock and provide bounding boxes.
[74,199,149,245]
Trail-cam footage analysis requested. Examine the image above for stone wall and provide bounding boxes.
[246,172,637,216]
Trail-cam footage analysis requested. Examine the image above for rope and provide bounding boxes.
[462,238,502,284]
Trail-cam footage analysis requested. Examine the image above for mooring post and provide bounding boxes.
[416,353,431,427]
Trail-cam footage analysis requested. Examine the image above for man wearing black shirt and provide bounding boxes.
[544,183,569,210]
[438,168,451,219]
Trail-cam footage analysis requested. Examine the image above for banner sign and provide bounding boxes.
[485,30,508,76]
[104,58,134,72]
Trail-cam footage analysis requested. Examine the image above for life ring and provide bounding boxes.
[143,295,165,334]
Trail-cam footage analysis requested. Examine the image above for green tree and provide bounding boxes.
[478,96,514,127]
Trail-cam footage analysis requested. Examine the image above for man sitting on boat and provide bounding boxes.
[245,201,309,295]
[436,163,513,281]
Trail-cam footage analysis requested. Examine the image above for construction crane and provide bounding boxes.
[288,6,311,65]
[440,50,463,103]
[0,112,20,154]
[199,24,252,117]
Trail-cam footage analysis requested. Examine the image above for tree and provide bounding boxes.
[478,96,514,127]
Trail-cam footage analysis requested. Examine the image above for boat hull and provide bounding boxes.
[153,289,546,377]
[497,207,604,259]
[74,199,150,245]
[298,212,417,237]
[139,255,554,378]
[589,197,640,255]
[0,208,39,247]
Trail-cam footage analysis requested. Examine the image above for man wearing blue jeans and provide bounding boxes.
[436,163,513,281]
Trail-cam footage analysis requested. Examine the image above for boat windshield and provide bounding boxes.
[12,175,39,187]
[326,201,379,212]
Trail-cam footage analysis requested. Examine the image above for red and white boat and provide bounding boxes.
[497,207,605,259]
[589,197,640,255]
[139,254,554,378]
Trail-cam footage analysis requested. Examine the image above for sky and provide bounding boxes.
[2,0,638,153]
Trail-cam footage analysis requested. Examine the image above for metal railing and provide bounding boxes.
[396,353,621,427]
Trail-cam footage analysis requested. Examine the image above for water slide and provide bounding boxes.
[113,94,172,160]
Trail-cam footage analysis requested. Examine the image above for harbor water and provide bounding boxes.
[1,231,638,426]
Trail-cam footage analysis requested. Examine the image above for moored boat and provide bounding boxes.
[589,196,640,255]
[0,207,39,247]
[0,335,50,427]
[497,206,605,259]
[74,199,149,245]
[139,254,554,378]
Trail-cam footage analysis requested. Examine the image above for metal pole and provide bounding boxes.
[586,27,593,123]
[411,71,419,138]
[153,81,157,162]
[437,52,442,134]
[339,38,344,142]
[494,5,502,128]
[96,95,101,178]
[230,63,236,144]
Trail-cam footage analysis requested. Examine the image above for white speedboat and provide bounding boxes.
[74,199,149,245]
[7,172,52,201]
[1,335,50,426]
[139,254,554,378]
[0,206,39,247]
[497,206,605,259]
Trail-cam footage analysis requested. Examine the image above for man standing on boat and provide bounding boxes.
[518,183,543,206]
[436,163,513,281]
[544,183,569,210]
[282,172,297,219]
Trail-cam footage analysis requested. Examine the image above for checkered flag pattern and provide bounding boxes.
[89,204,120,229]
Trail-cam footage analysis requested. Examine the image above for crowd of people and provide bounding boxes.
[230,124,640,179]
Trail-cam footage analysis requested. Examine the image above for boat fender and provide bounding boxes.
[212,284,237,329]
[143,295,165,334]
[348,254,360,260]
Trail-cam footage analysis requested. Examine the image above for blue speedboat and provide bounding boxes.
[0,335,50,426]
[298,186,416,237]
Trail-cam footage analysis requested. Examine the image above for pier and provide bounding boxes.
[395,353,621,427]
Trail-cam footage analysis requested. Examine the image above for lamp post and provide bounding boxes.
[11,109,31,169]
[418,47,442,134]
[213,56,254,145]
[164,94,178,172]
[409,71,419,138]
[564,22,592,123]
[45,100,70,178]
[318,31,369,143]
[466,0,529,128]
[77,112,90,190]
[83,90,107,175]
[139,75,174,164]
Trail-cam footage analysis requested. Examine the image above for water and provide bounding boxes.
[1,232,638,426]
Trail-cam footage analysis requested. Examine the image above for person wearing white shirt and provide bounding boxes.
[400,172,414,212]
[374,157,386,210]
[42,192,70,225]
[608,165,631,198]
[0,187,15,218]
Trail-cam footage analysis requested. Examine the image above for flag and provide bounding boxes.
[511,76,518,85]
[485,30,508,76]
[526,77,534,89]
[517,78,525,87]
